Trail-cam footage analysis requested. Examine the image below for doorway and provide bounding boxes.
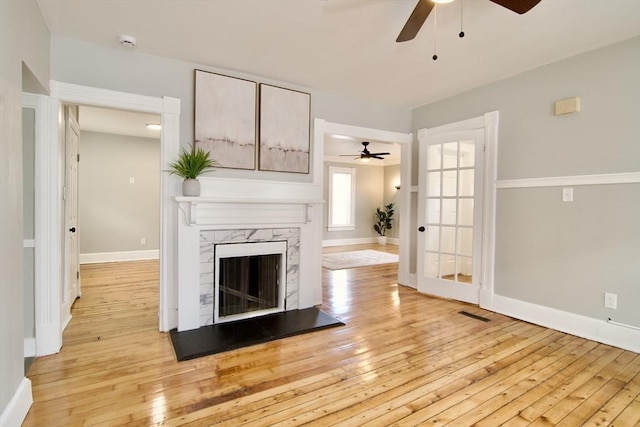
[416,112,499,306]
[61,105,162,345]
[34,82,180,356]
[314,119,413,287]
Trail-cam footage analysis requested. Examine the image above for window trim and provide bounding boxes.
[327,166,356,231]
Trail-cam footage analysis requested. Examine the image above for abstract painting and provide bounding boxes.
[259,84,310,174]
[195,70,256,170]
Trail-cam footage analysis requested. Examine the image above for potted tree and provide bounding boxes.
[373,203,395,245]
[168,144,217,196]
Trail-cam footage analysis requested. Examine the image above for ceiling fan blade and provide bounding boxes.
[371,155,385,160]
[369,152,391,156]
[396,0,434,42]
[489,0,541,14]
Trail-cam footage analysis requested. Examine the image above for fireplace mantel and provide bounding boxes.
[175,197,323,226]
[175,196,324,331]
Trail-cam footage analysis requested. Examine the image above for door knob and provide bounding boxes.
[418,226,425,232]
[69,227,76,233]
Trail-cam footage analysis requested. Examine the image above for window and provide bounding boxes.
[328,166,356,231]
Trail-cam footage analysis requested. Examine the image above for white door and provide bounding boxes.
[417,129,485,304]
[63,107,80,315]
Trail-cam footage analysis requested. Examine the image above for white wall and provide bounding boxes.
[0,0,50,423]
[79,131,160,257]
[412,37,640,328]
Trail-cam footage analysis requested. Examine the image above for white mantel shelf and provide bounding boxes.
[175,197,324,226]
[175,197,324,204]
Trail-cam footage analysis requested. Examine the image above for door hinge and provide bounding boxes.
[77,153,80,162]
[77,271,80,280]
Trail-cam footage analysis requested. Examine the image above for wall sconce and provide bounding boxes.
[394,184,401,190]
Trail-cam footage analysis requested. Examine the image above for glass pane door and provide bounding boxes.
[417,128,484,304]
[425,140,475,283]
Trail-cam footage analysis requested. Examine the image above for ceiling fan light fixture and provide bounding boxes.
[360,157,370,163]
[433,0,454,4]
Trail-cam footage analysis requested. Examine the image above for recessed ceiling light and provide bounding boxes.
[433,0,454,3]
[146,123,161,130]
[331,134,354,140]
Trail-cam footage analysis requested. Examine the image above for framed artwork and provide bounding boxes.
[194,70,257,170]
[259,84,311,174]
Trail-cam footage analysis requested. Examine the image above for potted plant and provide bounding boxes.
[373,203,394,245]
[168,144,217,196]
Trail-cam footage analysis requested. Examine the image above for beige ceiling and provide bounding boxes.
[78,105,161,139]
[37,0,640,108]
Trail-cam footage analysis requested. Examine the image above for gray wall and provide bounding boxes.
[79,131,160,255]
[383,164,401,239]
[23,108,36,342]
[412,36,640,327]
[1,0,50,415]
[50,36,412,184]
[322,162,403,242]
[323,162,384,241]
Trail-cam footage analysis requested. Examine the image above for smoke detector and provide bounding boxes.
[118,34,137,48]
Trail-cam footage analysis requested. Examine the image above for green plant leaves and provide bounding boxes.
[168,145,218,179]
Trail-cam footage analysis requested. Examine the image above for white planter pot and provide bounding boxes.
[182,179,201,197]
[377,236,388,245]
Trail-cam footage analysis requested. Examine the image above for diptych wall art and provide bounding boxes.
[259,84,311,174]
[194,70,257,170]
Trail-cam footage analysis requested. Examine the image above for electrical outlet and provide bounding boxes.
[604,292,617,309]
[140,237,146,246]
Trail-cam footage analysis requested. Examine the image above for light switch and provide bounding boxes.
[129,177,135,184]
[562,187,573,202]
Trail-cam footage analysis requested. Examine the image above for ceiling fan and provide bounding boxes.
[396,0,542,42]
[341,141,390,161]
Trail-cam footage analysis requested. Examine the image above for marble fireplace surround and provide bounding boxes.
[176,194,324,332]
[200,228,300,327]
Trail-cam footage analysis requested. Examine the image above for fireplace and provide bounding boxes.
[176,193,323,332]
[214,241,287,323]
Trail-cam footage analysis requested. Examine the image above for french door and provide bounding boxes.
[417,129,485,304]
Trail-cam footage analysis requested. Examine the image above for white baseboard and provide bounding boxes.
[322,237,400,247]
[24,338,35,358]
[80,249,159,264]
[0,377,33,427]
[485,293,640,353]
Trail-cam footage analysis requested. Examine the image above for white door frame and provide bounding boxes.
[417,111,499,308]
[35,81,180,356]
[313,119,414,287]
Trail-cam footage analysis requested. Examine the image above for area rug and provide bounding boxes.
[322,249,399,270]
[169,307,344,361]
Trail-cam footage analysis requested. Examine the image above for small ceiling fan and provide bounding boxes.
[396,0,542,42]
[341,141,390,160]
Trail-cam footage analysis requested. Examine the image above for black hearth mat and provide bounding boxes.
[169,307,344,361]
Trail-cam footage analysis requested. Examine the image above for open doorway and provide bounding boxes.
[314,119,413,287]
[62,105,162,346]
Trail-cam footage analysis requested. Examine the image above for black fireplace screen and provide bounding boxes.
[218,254,281,317]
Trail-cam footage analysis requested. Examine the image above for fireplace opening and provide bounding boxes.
[214,241,287,323]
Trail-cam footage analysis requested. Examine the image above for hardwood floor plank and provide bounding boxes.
[21,245,640,427]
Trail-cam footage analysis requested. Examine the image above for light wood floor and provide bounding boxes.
[24,244,640,426]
